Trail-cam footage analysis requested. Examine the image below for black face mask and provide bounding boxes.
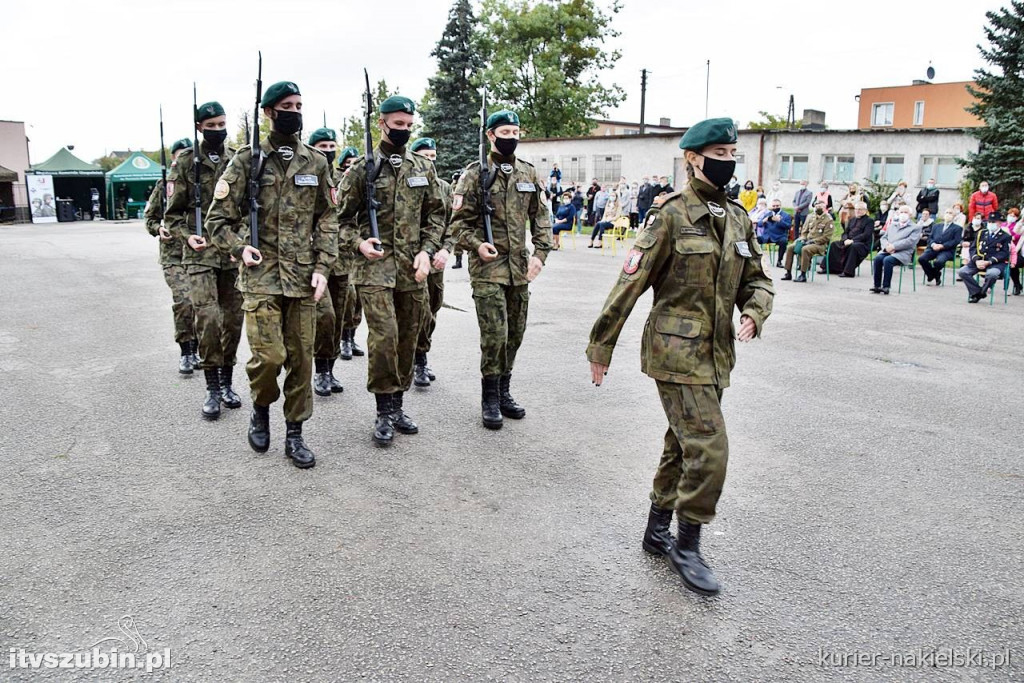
[697,155,736,190]
[494,136,518,157]
[272,109,302,136]
[383,124,411,148]
[202,129,227,149]
[324,151,336,166]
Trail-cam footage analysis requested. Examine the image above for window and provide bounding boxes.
[594,154,621,183]
[560,155,586,184]
[822,155,855,183]
[920,156,958,187]
[913,101,925,126]
[778,154,809,181]
[623,129,640,136]
[733,154,746,186]
[869,155,905,183]
[871,102,894,126]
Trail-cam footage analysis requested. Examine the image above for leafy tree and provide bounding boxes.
[478,0,625,138]
[420,0,486,176]
[747,111,798,131]
[233,110,271,148]
[961,1,1024,206]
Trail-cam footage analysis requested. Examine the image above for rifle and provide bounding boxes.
[158,105,167,220]
[248,52,263,260]
[192,83,202,237]
[363,69,382,251]
[479,88,497,248]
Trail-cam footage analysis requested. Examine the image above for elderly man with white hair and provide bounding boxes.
[870,205,921,294]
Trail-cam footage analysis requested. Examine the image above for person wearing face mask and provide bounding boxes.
[756,198,792,268]
[870,206,921,294]
[334,146,367,361]
[815,181,833,212]
[205,80,340,468]
[968,181,999,224]
[958,210,1011,303]
[551,190,575,250]
[791,180,812,234]
[410,137,455,389]
[823,201,874,277]
[1005,208,1023,295]
[738,180,757,212]
[916,178,940,217]
[449,109,551,431]
[917,209,963,286]
[887,181,909,207]
[766,179,784,205]
[872,200,891,251]
[725,175,740,201]
[586,118,774,596]
[165,100,243,421]
[335,95,446,447]
[781,200,831,282]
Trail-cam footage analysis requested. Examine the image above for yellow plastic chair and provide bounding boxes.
[602,216,633,256]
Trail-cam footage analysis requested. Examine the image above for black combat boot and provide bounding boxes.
[188,340,201,370]
[350,332,365,357]
[178,342,193,375]
[481,376,503,430]
[220,366,242,409]
[327,359,343,393]
[390,392,419,434]
[373,394,395,446]
[498,373,526,419]
[425,359,436,382]
[642,504,675,557]
[339,329,353,361]
[413,351,431,387]
[248,403,270,453]
[284,421,316,469]
[313,358,332,397]
[452,254,463,269]
[202,368,222,420]
[667,520,721,596]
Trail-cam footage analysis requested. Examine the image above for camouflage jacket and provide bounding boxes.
[205,133,338,298]
[586,179,774,388]
[165,142,236,268]
[431,176,454,274]
[449,153,552,286]
[800,211,834,246]
[330,165,352,277]
[143,180,185,266]
[336,145,446,292]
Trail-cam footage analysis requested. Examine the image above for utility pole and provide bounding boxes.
[705,60,710,118]
[639,69,648,135]
[786,94,796,129]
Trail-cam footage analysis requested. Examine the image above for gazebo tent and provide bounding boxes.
[106,152,164,220]
[26,148,106,219]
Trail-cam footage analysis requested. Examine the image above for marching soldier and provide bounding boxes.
[336,95,445,446]
[206,81,338,468]
[165,101,243,420]
[448,110,551,430]
[586,118,774,595]
[144,137,197,374]
[335,146,366,361]
[409,137,454,388]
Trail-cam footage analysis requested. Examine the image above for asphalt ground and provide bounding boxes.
[1,221,1021,682]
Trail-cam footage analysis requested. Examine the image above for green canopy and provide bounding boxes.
[106,151,163,182]
[106,151,164,219]
[27,147,103,177]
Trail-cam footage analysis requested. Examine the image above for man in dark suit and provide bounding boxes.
[822,201,873,277]
[918,209,963,285]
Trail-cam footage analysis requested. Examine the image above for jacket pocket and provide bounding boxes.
[646,313,711,377]
[673,239,714,287]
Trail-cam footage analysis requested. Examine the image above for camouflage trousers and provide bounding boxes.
[358,285,426,394]
[472,282,529,376]
[242,293,317,422]
[784,241,827,273]
[650,381,729,524]
[188,265,243,368]
[343,283,363,329]
[162,264,195,344]
[314,273,350,359]
[416,270,445,354]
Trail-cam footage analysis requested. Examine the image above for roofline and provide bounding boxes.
[859,80,974,91]
[591,118,687,130]
[519,126,973,143]
[0,119,26,124]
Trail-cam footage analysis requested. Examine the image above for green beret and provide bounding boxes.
[679,117,738,151]
[379,96,416,115]
[170,138,192,154]
[338,146,360,164]
[410,137,436,152]
[195,101,225,122]
[486,110,520,130]
[261,81,301,108]
[308,128,337,146]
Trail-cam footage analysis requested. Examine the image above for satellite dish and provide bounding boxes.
[926,64,935,80]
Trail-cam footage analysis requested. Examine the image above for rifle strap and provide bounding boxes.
[485,167,500,191]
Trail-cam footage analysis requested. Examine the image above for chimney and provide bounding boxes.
[801,109,826,130]
[659,117,671,127]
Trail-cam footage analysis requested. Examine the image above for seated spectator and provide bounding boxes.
[918,209,963,286]
[959,211,1011,303]
[962,214,984,255]
[726,175,741,200]
[916,178,940,217]
[756,198,792,267]
[589,191,620,248]
[950,201,967,227]
[916,209,935,245]
[838,183,864,225]
[823,201,874,277]
[767,180,784,204]
[755,185,766,200]
[749,198,769,235]
[590,215,629,249]
[839,201,855,229]
[781,200,832,282]
[1006,208,1022,295]
[551,191,575,250]
[870,205,921,295]
[739,181,757,211]
[872,200,892,251]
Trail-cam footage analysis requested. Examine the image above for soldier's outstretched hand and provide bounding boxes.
[241,245,263,266]
[590,361,609,386]
[737,315,757,342]
[359,238,386,260]
[527,256,543,282]
[413,251,431,283]
[311,273,328,302]
[478,242,499,262]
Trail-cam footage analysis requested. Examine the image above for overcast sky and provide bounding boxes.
[5,0,1005,164]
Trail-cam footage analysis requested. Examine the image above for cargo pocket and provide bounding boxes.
[242,296,279,349]
[674,239,714,287]
[650,313,708,376]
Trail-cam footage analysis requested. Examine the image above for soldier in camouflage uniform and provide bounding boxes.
[451,170,465,269]
[165,102,243,420]
[336,95,445,446]
[449,110,551,430]
[781,199,833,282]
[206,81,338,469]
[410,137,453,388]
[587,118,774,596]
[143,138,197,374]
[335,147,365,362]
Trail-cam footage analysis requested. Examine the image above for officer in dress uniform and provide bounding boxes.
[958,210,1011,303]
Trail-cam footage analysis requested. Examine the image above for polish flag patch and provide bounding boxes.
[622,249,643,274]
[452,194,463,211]
[166,181,175,198]
[331,187,339,206]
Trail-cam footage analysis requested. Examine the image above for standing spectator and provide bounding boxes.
[815,181,833,212]
[739,181,758,211]
[916,178,940,216]
[918,208,963,286]
[870,205,921,295]
[757,198,792,267]
[823,201,874,277]
[549,163,562,192]
[628,182,640,229]
[617,178,633,223]
[767,179,784,204]
[887,180,909,207]
[571,185,585,233]
[838,183,864,226]
[654,175,674,205]
[585,178,600,225]
[593,184,609,227]
[726,175,741,201]
[1005,208,1022,295]
[968,180,999,223]
[637,176,655,224]
[792,180,813,234]
[959,211,1011,303]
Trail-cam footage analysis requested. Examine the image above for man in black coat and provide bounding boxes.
[822,201,873,277]
[918,209,963,285]
[637,176,655,223]
[585,178,599,226]
[916,179,940,217]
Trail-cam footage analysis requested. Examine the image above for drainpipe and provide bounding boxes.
[757,132,766,187]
